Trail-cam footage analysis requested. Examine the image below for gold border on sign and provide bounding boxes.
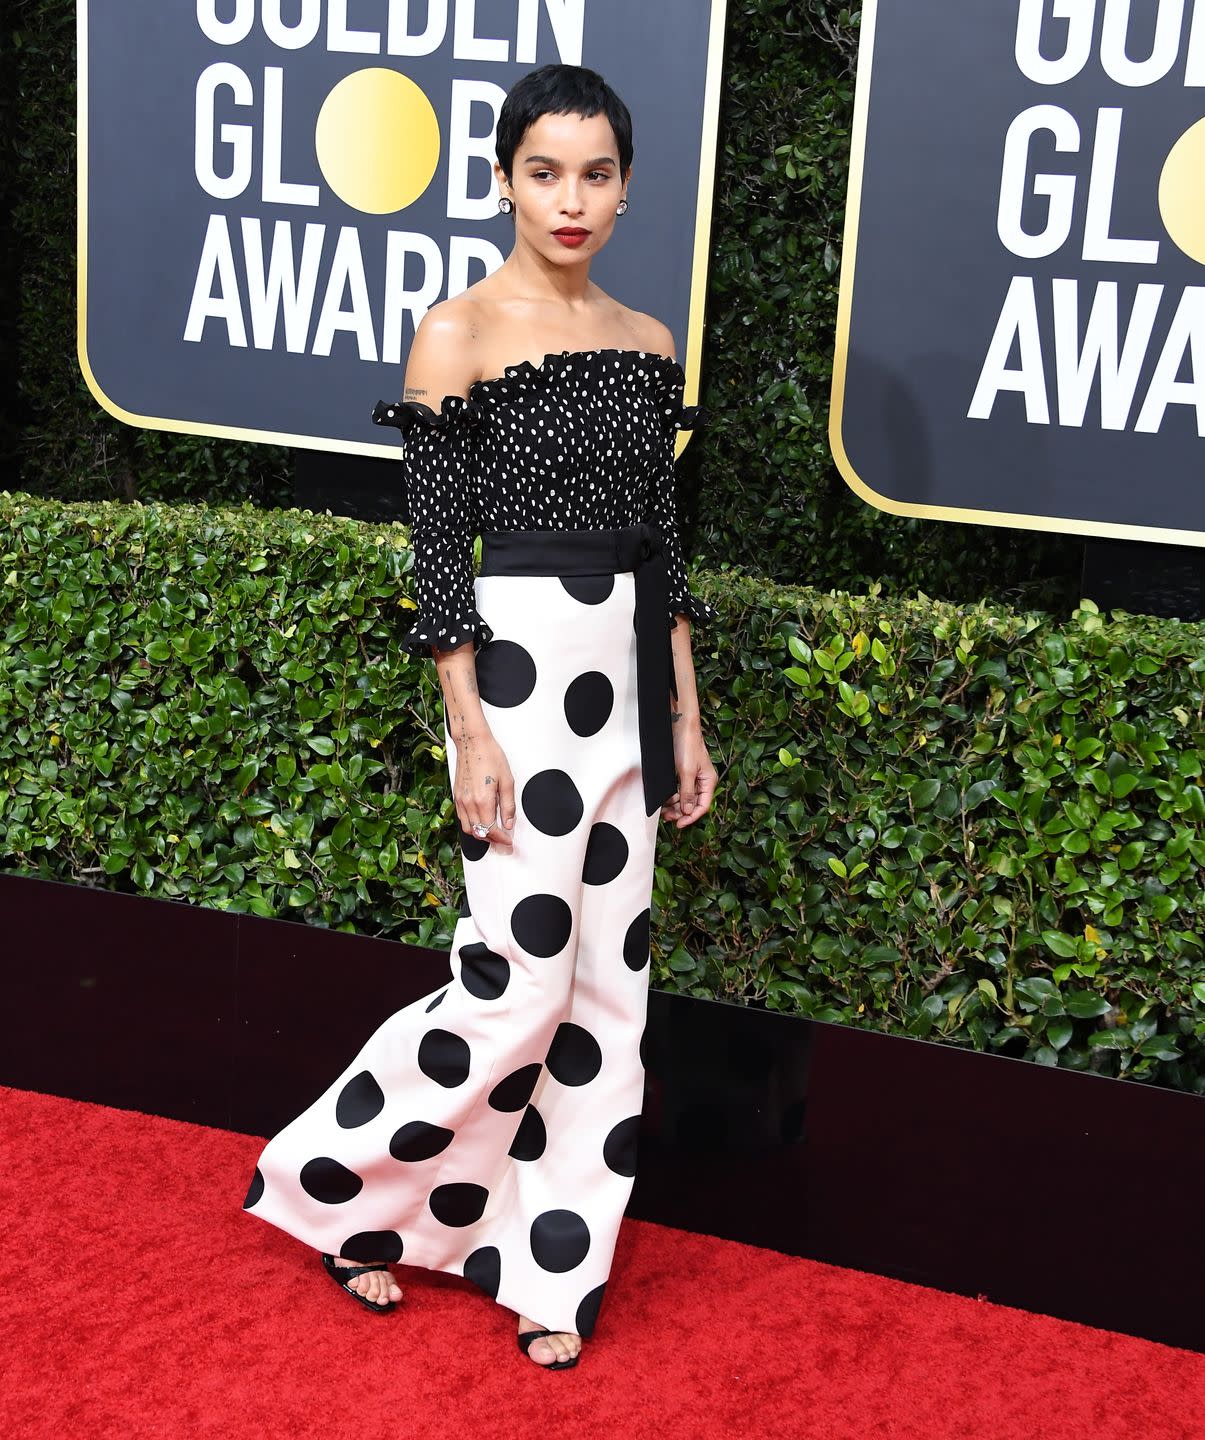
[828,0,1205,550]
[76,1,728,463]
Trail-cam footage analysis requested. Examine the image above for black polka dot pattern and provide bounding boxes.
[242,1167,264,1209]
[582,822,628,885]
[463,1245,502,1298]
[511,893,573,957]
[576,1282,607,1338]
[522,769,584,836]
[371,350,717,656]
[624,909,651,971]
[561,573,614,605]
[458,941,511,1000]
[476,639,538,707]
[430,1182,489,1227]
[335,1071,385,1129]
[546,1022,603,1086]
[459,825,490,862]
[564,671,613,736]
[507,1104,547,1162]
[603,1116,641,1177]
[299,1156,363,1205]
[488,1063,543,1113]
[530,1209,591,1272]
[341,1230,404,1263]
[389,1120,455,1162]
[417,1029,471,1088]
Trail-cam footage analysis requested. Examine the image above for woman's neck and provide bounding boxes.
[499,236,593,307]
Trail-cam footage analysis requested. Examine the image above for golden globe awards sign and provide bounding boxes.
[78,1,726,458]
[832,0,1205,545]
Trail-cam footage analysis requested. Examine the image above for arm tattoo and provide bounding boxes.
[404,385,429,400]
[670,710,683,725]
[484,775,494,786]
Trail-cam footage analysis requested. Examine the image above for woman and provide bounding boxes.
[243,62,718,1371]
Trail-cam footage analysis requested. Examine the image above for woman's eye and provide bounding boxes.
[530,170,609,182]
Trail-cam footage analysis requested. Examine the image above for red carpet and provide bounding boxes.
[2,1085,1201,1440]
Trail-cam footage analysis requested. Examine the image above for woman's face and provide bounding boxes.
[496,110,630,265]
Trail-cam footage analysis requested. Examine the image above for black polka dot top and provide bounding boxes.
[371,347,717,656]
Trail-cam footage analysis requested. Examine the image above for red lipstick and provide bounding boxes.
[552,228,590,248]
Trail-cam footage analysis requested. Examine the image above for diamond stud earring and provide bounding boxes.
[498,196,514,214]
[616,199,628,215]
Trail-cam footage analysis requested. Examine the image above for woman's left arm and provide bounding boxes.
[665,617,719,828]
[640,317,719,828]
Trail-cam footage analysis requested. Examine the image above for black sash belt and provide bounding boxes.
[478,522,678,814]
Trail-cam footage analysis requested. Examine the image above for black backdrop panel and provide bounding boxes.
[834,0,1205,545]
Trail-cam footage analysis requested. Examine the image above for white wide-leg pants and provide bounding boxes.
[243,568,659,1338]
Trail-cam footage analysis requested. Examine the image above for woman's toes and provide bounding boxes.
[334,1262,398,1304]
[527,1333,579,1365]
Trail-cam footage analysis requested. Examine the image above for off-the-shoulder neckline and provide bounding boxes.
[370,346,697,433]
[468,347,682,396]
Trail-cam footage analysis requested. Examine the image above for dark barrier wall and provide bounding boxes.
[833,0,1205,546]
[4,872,1202,1355]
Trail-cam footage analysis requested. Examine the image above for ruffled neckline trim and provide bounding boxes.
[372,347,702,434]
[468,347,682,400]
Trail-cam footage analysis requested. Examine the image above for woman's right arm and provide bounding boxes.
[401,308,517,849]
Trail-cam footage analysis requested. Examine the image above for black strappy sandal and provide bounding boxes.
[517,1328,580,1370]
[320,1252,399,1314]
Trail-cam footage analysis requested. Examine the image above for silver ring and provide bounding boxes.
[470,821,492,838]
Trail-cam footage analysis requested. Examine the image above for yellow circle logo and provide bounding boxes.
[315,68,439,215]
[1159,117,1205,266]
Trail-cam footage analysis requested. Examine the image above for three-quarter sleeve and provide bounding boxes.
[371,395,494,656]
[646,376,719,632]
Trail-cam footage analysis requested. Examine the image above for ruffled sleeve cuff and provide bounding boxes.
[649,362,706,437]
[669,588,718,631]
[371,394,482,433]
[398,606,495,658]
[663,400,706,435]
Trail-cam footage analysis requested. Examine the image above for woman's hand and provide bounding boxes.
[662,719,718,829]
[454,729,517,849]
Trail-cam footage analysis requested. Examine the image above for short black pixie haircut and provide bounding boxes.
[495,64,633,182]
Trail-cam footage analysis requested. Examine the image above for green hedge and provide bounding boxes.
[3,494,1203,1090]
[8,0,1078,605]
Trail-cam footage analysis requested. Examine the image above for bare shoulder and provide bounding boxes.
[404,296,484,404]
[625,307,677,363]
